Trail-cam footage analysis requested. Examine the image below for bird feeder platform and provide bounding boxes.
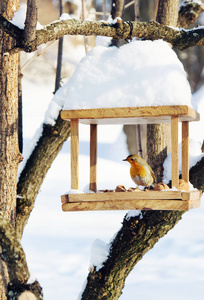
[61,105,201,211]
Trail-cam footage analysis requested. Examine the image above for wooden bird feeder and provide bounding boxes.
[61,105,202,212]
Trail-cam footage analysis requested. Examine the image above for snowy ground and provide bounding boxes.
[19,36,204,299]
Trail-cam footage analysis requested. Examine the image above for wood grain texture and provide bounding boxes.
[171,116,179,189]
[61,190,201,211]
[62,198,200,211]
[90,124,97,192]
[61,190,201,203]
[71,119,79,189]
[61,105,200,125]
[182,121,189,182]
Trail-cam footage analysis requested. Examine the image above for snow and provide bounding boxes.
[58,40,193,111]
[11,3,43,30]
[60,13,71,21]
[180,0,203,7]
[18,30,204,300]
[90,239,110,271]
[43,39,194,126]
[125,210,143,220]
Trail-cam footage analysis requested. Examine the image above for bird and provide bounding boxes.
[123,154,157,188]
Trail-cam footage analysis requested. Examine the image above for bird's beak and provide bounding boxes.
[123,158,127,161]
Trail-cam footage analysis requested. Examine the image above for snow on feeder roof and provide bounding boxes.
[58,40,193,111]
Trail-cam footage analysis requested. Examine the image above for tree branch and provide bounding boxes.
[0,14,23,40]
[189,156,204,191]
[178,0,204,28]
[111,0,124,19]
[24,0,38,43]
[157,0,179,26]
[1,15,204,52]
[12,18,201,52]
[18,19,204,51]
[16,115,71,240]
[0,215,29,287]
[81,210,184,299]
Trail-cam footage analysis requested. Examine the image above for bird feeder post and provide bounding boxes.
[171,116,179,189]
[70,119,79,190]
[182,121,189,183]
[90,124,97,192]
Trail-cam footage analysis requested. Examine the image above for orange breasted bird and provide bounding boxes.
[123,154,157,188]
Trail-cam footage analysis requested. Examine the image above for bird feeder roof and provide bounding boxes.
[58,40,195,113]
[61,105,200,125]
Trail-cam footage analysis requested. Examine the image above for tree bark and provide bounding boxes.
[178,0,204,28]
[24,0,37,43]
[157,0,179,26]
[16,115,71,240]
[1,15,204,53]
[0,1,23,298]
[111,0,124,20]
[189,156,204,191]
[147,0,179,176]
[81,210,184,300]
[0,2,42,299]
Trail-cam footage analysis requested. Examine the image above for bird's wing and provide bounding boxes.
[139,157,157,184]
[144,161,157,183]
[151,169,157,183]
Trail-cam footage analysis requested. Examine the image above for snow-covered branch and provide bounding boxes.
[1,16,204,52]
[33,19,204,51]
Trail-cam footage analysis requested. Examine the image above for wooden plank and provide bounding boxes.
[62,199,199,212]
[182,121,189,183]
[71,119,79,189]
[90,124,97,192]
[181,190,202,201]
[188,199,201,210]
[62,191,183,203]
[171,116,179,189]
[61,190,201,203]
[61,105,200,124]
[78,116,172,125]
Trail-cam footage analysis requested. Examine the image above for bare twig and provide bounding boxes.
[54,0,64,93]
[81,0,89,53]
[124,0,134,9]
[21,41,56,71]
[103,0,106,20]
[24,0,38,43]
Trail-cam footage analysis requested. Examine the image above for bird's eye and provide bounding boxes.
[130,158,134,161]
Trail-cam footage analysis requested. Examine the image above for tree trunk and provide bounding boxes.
[147,0,179,176]
[0,1,20,298]
[157,0,179,26]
